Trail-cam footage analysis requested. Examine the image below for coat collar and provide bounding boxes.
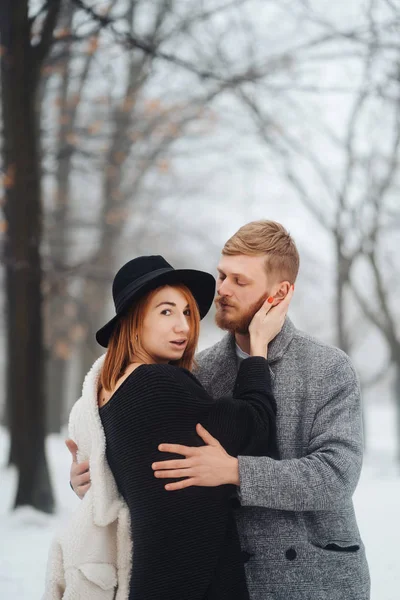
[206,317,297,396]
[266,316,297,363]
[79,354,124,527]
[219,316,297,363]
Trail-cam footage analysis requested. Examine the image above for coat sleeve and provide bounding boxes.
[237,357,364,510]
[186,357,278,459]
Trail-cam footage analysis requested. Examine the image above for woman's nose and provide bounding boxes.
[174,316,190,333]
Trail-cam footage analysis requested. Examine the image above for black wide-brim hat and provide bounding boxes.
[96,255,216,348]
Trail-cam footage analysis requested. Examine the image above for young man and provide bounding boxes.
[69,220,370,599]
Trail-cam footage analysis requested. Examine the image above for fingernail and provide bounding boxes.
[267,297,274,304]
[165,485,171,490]
[158,445,163,451]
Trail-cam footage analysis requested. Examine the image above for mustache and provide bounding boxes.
[215,296,235,307]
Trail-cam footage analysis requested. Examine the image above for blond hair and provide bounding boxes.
[223,220,299,283]
[101,284,200,392]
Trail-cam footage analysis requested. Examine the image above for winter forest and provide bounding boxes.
[0,0,399,598]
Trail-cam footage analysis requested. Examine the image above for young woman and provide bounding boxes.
[44,255,292,600]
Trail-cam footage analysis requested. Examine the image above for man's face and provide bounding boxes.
[215,254,272,334]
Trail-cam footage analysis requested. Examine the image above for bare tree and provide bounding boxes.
[0,0,62,512]
[233,0,400,450]
[43,0,330,397]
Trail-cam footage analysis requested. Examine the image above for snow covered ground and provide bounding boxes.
[0,403,399,600]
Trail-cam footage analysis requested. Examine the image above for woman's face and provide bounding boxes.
[140,286,191,363]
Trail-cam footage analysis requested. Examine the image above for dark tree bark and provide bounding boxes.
[0,0,61,512]
[45,3,76,434]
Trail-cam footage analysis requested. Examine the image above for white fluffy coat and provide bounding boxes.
[43,355,132,600]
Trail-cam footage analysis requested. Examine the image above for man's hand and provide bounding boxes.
[152,424,239,491]
[66,439,91,499]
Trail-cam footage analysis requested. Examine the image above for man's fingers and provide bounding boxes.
[155,469,194,479]
[152,458,191,470]
[165,478,197,491]
[196,423,219,446]
[158,443,197,456]
[65,438,79,463]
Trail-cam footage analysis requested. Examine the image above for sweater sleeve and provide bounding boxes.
[177,357,278,459]
[237,359,364,510]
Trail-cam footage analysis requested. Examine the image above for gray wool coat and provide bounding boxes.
[195,317,370,600]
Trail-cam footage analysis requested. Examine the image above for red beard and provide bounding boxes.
[214,293,269,334]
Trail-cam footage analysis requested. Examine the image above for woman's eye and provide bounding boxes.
[161,309,171,315]
[184,309,191,316]
[236,279,246,286]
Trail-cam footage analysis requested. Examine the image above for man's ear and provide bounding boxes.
[272,281,291,305]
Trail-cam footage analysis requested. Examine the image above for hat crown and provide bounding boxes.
[112,255,172,302]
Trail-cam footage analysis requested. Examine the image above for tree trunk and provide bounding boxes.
[0,0,56,512]
[336,242,367,447]
[77,282,108,387]
[45,3,77,434]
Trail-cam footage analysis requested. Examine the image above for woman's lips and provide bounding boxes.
[170,340,187,348]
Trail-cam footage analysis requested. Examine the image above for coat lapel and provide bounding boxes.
[202,317,297,397]
[207,334,239,397]
[266,316,297,364]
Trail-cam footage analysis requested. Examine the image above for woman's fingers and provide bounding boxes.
[279,285,294,311]
[267,284,294,315]
[250,297,274,330]
[260,296,275,315]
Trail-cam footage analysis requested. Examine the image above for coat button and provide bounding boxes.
[285,548,297,561]
[241,550,253,563]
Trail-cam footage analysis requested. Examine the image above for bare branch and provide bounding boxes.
[34,0,63,66]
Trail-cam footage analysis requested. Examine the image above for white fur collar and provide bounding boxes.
[78,354,125,527]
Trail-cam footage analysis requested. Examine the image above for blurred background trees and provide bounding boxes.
[0,0,399,512]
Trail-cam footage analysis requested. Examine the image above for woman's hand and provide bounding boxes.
[249,285,294,358]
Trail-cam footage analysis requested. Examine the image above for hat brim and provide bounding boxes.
[95,268,216,348]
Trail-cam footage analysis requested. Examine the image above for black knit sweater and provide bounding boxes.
[99,357,277,600]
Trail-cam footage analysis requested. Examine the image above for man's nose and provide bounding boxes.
[217,278,232,297]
